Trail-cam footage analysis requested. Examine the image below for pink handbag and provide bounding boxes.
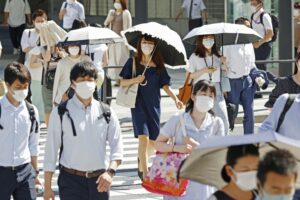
[142,115,189,196]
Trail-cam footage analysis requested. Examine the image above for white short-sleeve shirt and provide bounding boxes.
[4,0,31,27]
[61,1,85,29]
[251,8,273,42]
[187,53,222,83]
[182,0,206,19]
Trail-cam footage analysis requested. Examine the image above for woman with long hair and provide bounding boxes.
[119,34,183,180]
[265,53,300,109]
[208,144,259,200]
[187,34,229,134]
[104,0,132,85]
[155,80,225,200]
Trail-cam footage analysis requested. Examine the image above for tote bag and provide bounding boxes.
[177,73,193,105]
[116,58,138,108]
[142,115,189,196]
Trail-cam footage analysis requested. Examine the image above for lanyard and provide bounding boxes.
[203,56,213,81]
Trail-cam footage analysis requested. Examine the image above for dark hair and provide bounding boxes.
[32,9,47,21]
[194,35,221,58]
[65,45,82,55]
[71,19,87,30]
[4,62,31,85]
[114,0,127,10]
[221,144,259,183]
[185,80,216,113]
[235,17,249,25]
[294,53,300,75]
[70,61,98,81]
[257,149,298,186]
[136,34,165,74]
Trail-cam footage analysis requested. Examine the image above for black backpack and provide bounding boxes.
[251,11,279,42]
[276,94,297,132]
[0,100,39,134]
[57,99,111,159]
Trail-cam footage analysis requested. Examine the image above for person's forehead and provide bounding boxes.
[265,172,296,185]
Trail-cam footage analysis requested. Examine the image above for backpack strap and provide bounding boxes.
[58,100,77,137]
[276,94,297,132]
[64,1,68,9]
[25,101,39,133]
[259,11,266,26]
[0,104,3,130]
[99,101,111,124]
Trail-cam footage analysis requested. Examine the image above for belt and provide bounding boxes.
[61,166,106,178]
[0,163,28,171]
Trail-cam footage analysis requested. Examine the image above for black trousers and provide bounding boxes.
[9,24,26,49]
[188,18,203,31]
[0,163,36,200]
[58,170,109,200]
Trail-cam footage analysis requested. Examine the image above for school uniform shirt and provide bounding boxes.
[4,0,31,27]
[222,44,256,79]
[258,93,300,140]
[161,112,225,200]
[43,95,123,172]
[0,96,40,167]
[182,0,206,19]
[187,53,222,83]
[60,1,85,29]
[251,8,273,42]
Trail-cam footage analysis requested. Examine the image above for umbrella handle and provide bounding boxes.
[140,80,148,86]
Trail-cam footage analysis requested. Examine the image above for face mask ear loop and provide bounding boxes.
[140,41,159,86]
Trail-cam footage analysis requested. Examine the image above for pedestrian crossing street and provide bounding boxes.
[36,124,163,200]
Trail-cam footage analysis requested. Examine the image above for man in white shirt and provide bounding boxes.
[21,9,48,122]
[223,17,267,134]
[0,62,40,199]
[3,0,31,55]
[59,0,85,31]
[250,0,276,89]
[175,0,208,31]
[43,61,123,200]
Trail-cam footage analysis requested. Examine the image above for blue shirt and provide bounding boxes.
[259,93,300,140]
[44,95,123,172]
[0,96,40,167]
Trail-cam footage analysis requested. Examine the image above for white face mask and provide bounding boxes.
[141,44,154,56]
[12,89,28,102]
[75,81,95,99]
[67,0,75,4]
[68,47,80,56]
[261,191,294,200]
[35,22,42,30]
[114,2,122,10]
[202,39,215,49]
[195,96,214,113]
[232,170,257,191]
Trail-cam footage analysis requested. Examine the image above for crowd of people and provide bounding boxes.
[0,0,300,200]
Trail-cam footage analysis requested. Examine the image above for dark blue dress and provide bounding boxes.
[119,58,171,140]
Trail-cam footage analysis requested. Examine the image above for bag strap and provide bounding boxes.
[132,57,136,78]
[179,114,187,138]
[0,104,3,130]
[25,100,39,133]
[276,94,296,132]
[184,73,193,86]
[99,101,111,124]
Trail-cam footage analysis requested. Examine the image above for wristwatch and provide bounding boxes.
[106,168,116,177]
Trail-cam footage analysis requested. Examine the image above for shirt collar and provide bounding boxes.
[71,95,95,110]
[1,95,26,109]
[184,112,212,131]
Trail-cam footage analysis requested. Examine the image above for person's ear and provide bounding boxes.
[71,80,77,87]
[225,165,234,178]
[191,94,196,102]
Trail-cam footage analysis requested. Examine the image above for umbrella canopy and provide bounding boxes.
[121,22,187,68]
[179,131,300,189]
[183,22,262,46]
[59,26,124,46]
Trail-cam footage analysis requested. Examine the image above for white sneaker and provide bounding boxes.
[13,48,19,55]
